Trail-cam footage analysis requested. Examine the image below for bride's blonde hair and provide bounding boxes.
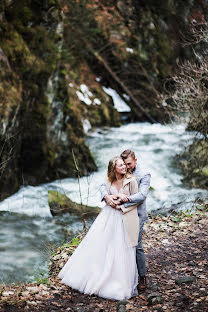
[107,156,124,183]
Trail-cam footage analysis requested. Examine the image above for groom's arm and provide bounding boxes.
[124,174,151,207]
[100,183,108,201]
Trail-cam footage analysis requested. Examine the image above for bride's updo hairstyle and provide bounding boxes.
[107,156,123,183]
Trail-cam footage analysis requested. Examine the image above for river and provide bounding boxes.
[0,122,207,284]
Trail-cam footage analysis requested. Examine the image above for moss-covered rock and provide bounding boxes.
[48,190,100,217]
[177,140,208,189]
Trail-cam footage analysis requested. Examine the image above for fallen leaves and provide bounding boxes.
[0,204,208,311]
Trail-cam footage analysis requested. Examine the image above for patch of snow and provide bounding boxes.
[93,98,101,105]
[76,84,94,105]
[123,93,130,101]
[126,47,134,53]
[56,22,63,35]
[102,87,131,112]
[76,84,102,106]
[80,84,93,97]
[76,90,92,105]
[82,119,92,134]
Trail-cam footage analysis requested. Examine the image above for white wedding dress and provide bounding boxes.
[58,186,138,301]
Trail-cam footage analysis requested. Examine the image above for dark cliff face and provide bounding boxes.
[0,0,122,200]
[0,0,207,200]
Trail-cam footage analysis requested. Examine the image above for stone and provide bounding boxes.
[41,290,50,295]
[116,300,128,312]
[21,291,30,297]
[39,284,49,290]
[153,307,163,312]
[152,297,163,304]
[28,301,38,306]
[175,276,196,285]
[2,291,15,296]
[48,190,100,217]
[148,292,163,306]
[147,292,161,300]
[62,252,69,260]
[118,306,126,312]
[26,286,40,294]
[59,261,64,268]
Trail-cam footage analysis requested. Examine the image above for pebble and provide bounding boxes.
[59,262,64,268]
[175,276,196,284]
[147,292,163,305]
[161,239,171,245]
[147,292,161,300]
[41,290,50,295]
[39,284,49,290]
[27,286,39,294]
[62,253,69,260]
[21,291,30,296]
[2,291,14,296]
[117,300,128,312]
[28,301,37,306]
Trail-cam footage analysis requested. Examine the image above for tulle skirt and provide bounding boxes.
[58,205,138,301]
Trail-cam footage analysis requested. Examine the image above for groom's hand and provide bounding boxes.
[118,194,130,203]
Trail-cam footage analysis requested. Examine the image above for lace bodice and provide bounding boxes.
[110,185,124,195]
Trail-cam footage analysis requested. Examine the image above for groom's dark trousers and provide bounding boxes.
[136,221,146,277]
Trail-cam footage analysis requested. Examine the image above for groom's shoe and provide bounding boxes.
[138,276,147,291]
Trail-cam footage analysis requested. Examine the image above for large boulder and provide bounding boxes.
[48,190,100,218]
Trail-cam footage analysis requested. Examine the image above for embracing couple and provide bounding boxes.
[58,150,151,301]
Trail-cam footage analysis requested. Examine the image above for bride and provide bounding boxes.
[58,156,140,301]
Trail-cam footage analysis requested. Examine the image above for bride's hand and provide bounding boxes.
[115,205,121,210]
[118,194,130,203]
[104,195,119,207]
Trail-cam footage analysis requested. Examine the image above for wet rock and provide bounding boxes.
[28,301,38,306]
[26,286,39,294]
[21,291,30,297]
[188,261,197,266]
[2,290,15,296]
[73,307,86,312]
[147,292,163,305]
[116,300,128,312]
[48,190,100,217]
[153,307,163,312]
[175,276,196,285]
[39,284,49,290]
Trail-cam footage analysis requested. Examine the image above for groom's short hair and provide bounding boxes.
[120,149,135,160]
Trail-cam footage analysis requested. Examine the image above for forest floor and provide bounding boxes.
[0,201,208,312]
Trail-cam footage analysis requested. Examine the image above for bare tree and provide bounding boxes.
[163,22,208,188]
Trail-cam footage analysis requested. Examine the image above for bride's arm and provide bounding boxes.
[99,183,120,207]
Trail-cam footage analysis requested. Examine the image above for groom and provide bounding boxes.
[100,149,151,290]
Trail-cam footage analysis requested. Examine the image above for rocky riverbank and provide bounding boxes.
[176,140,208,190]
[0,200,207,312]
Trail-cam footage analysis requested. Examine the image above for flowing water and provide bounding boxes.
[0,122,207,284]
